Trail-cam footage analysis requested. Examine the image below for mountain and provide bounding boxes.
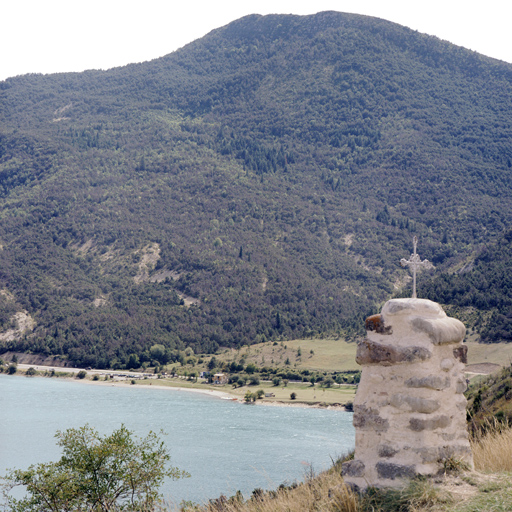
[420,229,512,342]
[1,11,512,368]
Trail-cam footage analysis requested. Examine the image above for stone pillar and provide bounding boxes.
[342,298,473,490]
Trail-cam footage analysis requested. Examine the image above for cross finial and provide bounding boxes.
[400,236,434,298]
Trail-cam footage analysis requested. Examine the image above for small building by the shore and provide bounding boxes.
[213,373,228,385]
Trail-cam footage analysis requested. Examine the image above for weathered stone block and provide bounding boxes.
[453,345,468,364]
[455,377,468,394]
[353,405,389,432]
[378,444,399,458]
[411,316,466,345]
[409,415,451,432]
[342,460,365,478]
[356,339,431,366]
[440,358,454,371]
[389,394,441,414]
[376,462,416,480]
[415,445,473,464]
[382,299,442,317]
[405,375,450,390]
[365,314,392,334]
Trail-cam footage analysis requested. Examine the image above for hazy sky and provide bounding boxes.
[2,0,511,81]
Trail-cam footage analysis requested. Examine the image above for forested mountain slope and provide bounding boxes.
[1,11,511,368]
[420,229,512,342]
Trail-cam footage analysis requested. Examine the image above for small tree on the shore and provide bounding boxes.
[244,391,256,403]
[1,425,189,512]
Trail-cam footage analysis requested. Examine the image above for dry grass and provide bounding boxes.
[176,465,458,512]
[465,340,512,367]
[170,459,512,512]
[471,422,512,472]
[184,471,357,512]
[214,338,359,373]
[359,478,453,512]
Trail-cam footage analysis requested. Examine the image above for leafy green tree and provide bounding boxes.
[249,375,260,386]
[323,377,334,388]
[127,354,140,370]
[245,363,257,374]
[244,391,256,403]
[1,425,188,512]
[149,344,166,364]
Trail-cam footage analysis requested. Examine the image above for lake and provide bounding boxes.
[0,374,354,506]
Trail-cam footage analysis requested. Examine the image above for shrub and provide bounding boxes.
[1,425,188,511]
[76,370,87,379]
[323,377,334,388]
[244,391,256,403]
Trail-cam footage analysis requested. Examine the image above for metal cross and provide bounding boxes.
[400,236,434,298]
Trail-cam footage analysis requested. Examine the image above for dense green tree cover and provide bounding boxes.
[0,12,512,365]
[420,230,512,341]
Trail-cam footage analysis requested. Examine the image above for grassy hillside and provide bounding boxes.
[1,11,512,367]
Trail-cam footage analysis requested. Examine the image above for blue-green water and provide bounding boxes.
[0,374,354,506]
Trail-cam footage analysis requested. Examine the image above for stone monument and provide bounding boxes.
[342,239,473,490]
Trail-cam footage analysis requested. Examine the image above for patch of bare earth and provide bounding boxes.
[148,267,200,306]
[434,471,500,506]
[2,351,68,367]
[0,311,36,342]
[149,270,181,283]
[72,239,95,255]
[177,292,200,306]
[133,243,161,283]
[93,296,108,307]
[343,233,354,247]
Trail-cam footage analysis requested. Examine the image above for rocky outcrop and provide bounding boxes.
[343,298,473,490]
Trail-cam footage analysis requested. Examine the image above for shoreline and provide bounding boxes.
[12,364,351,411]
[72,377,348,410]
